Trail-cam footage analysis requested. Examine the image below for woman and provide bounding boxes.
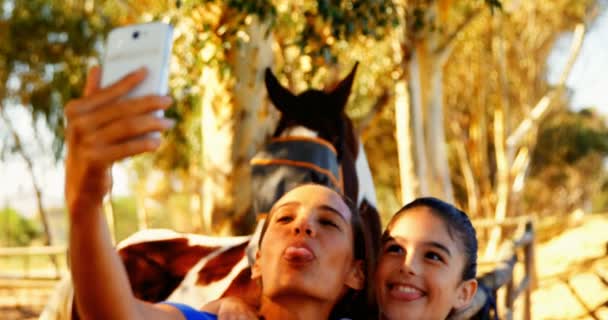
[64,66,376,320]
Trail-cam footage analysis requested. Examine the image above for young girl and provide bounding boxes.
[375,197,478,320]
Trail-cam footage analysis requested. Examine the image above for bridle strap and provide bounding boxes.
[250,137,343,193]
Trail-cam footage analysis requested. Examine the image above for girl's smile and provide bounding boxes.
[376,205,477,320]
[386,282,426,302]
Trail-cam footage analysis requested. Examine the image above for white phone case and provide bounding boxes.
[101,22,173,98]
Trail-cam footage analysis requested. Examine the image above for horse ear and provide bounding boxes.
[265,68,295,114]
[330,62,359,112]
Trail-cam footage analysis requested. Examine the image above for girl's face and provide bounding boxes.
[253,184,364,303]
[375,207,477,320]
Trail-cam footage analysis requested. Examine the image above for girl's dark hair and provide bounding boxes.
[258,184,379,320]
[385,197,478,281]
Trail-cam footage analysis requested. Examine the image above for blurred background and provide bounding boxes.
[1,0,608,319]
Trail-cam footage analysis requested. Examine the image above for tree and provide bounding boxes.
[442,0,598,255]
[525,107,608,216]
[3,0,604,242]
[0,206,41,246]
[127,0,400,234]
[1,0,123,245]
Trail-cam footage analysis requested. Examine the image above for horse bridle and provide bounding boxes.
[250,136,344,217]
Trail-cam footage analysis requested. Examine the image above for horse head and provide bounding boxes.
[253,63,381,253]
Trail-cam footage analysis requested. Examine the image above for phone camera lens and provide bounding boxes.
[133,31,140,39]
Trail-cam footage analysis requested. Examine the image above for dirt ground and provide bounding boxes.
[0,278,57,320]
[1,214,607,320]
[529,214,608,319]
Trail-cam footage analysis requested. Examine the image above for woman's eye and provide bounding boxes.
[425,252,444,262]
[319,218,340,229]
[385,244,404,254]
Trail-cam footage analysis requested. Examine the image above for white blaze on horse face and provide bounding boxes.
[279,125,319,138]
[356,141,377,208]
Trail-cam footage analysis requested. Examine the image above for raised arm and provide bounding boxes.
[65,66,180,320]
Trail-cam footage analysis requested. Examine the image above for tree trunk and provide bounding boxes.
[485,17,512,257]
[0,109,59,274]
[408,47,430,196]
[426,58,453,202]
[452,123,480,217]
[135,182,148,230]
[395,78,417,204]
[0,110,53,245]
[200,18,274,235]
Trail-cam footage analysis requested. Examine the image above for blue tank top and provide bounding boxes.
[161,302,217,320]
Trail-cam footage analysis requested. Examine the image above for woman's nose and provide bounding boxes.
[293,218,315,237]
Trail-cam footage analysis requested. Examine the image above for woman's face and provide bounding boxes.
[375,207,477,320]
[253,184,364,303]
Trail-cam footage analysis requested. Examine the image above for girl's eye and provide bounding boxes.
[385,244,404,254]
[425,251,444,262]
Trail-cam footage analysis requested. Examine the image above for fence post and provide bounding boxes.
[505,275,514,320]
[523,221,534,320]
[24,254,30,278]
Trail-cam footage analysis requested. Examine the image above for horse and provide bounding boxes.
[41,63,381,320]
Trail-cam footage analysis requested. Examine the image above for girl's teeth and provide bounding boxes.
[394,285,420,294]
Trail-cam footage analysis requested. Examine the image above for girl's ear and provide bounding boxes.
[251,250,262,280]
[454,278,478,310]
[345,260,365,290]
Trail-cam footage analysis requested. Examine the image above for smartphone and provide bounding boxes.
[101,22,173,100]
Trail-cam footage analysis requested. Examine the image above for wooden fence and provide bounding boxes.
[453,221,536,319]
[0,245,66,280]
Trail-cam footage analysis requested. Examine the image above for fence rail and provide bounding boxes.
[0,246,66,257]
[453,221,535,320]
[0,245,66,280]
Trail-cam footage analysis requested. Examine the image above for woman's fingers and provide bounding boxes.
[83,66,101,97]
[65,67,147,118]
[82,114,175,146]
[72,95,173,131]
[83,136,163,164]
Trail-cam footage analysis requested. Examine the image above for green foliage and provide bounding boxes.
[591,176,608,213]
[110,196,139,242]
[1,0,119,160]
[524,108,608,215]
[316,0,399,39]
[484,0,503,11]
[0,207,41,246]
[531,108,608,173]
